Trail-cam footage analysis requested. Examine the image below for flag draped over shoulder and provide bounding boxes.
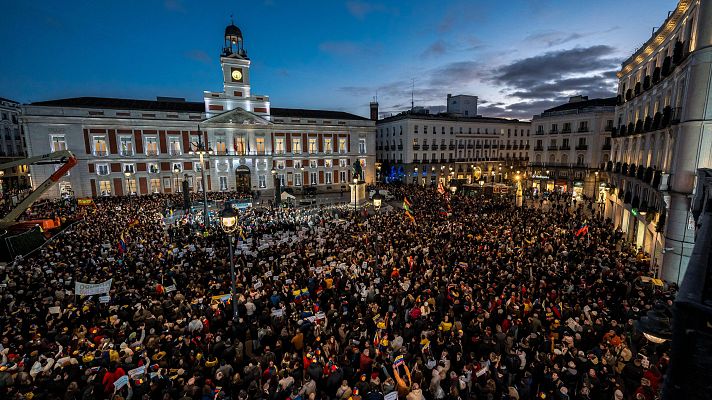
[437,182,446,195]
[403,197,415,223]
[117,231,127,254]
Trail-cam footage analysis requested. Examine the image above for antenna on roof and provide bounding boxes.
[411,78,415,111]
[230,14,234,24]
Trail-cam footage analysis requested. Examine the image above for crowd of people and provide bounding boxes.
[0,184,674,400]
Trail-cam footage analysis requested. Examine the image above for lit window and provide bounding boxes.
[292,138,301,154]
[168,137,181,155]
[308,138,318,154]
[120,136,134,156]
[93,137,108,156]
[51,135,66,152]
[145,137,158,156]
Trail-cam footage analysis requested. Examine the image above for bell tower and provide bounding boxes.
[203,19,270,118]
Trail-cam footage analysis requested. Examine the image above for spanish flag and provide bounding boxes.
[405,210,415,223]
[403,196,412,211]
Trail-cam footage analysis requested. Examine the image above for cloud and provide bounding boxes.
[164,0,186,12]
[345,1,396,19]
[184,50,211,64]
[429,61,485,87]
[523,27,621,47]
[523,30,586,47]
[490,45,619,90]
[422,40,448,58]
[477,99,562,119]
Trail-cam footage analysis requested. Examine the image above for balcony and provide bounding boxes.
[534,145,544,151]
[535,130,544,135]
[512,145,519,150]
[458,144,465,149]
[94,150,108,157]
[575,144,588,151]
[577,128,589,133]
[397,145,403,151]
[559,145,570,150]
[547,145,558,151]
[561,128,572,134]
[602,143,611,151]
[439,158,447,163]
[412,145,420,150]
[549,129,559,134]
[499,144,505,150]
[448,144,456,150]
[475,144,482,149]
[604,125,614,132]
[467,144,473,149]
[412,159,420,164]
[483,144,490,149]
[422,144,429,150]
[376,146,383,151]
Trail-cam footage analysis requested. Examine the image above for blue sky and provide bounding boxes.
[0,0,677,119]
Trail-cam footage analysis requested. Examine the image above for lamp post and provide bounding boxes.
[271,168,280,208]
[414,167,418,185]
[123,166,133,196]
[189,133,213,228]
[219,203,239,322]
[372,190,383,270]
[353,177,358,213]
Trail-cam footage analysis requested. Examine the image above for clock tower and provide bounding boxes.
[203,20,270,118]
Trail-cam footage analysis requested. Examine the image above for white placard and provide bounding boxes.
[48,306,61,314]
[128,365,146,378]
[75,279,113,296]
[254,281,263,289]
[165,285,177,293]
[113,375,129,391]
[99,296,110,304]
[384,392,398,400]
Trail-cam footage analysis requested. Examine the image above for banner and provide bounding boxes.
[77,198,95,206]
[75,279,113,296]
[113,375,129,391]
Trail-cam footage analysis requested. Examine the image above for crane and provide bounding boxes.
[0,150,77,229]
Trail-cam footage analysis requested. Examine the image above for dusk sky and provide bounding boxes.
[1,0,677,119]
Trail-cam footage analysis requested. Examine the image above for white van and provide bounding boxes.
[369,190,395,201]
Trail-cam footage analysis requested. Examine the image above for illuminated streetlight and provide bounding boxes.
[220,203,239,321]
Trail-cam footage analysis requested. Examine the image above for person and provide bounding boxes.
[0,186,673,400]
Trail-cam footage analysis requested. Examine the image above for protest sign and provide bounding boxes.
[75,279,113,296]
[113,375,129,391]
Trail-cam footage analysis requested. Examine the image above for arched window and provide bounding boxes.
[577,154,584,166]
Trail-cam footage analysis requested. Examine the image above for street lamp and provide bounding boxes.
[414,167,418,185]
[372,190,383,212]
[353,177,359,213]
[123,166,133,195]
[188,132,213,228]
[450,183,457,194]
[271,168,280,207]
[219,203,239,322]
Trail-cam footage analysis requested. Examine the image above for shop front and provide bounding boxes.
[572,181,584,201]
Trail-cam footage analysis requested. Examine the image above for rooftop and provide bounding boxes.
[541,96,617,114]
[378,110,525,125]
[28,96,369,121]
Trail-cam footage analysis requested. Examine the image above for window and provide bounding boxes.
[310,172,317,185]
[164,137,179,155]
[424,126,428,134]
[96,164,109,176]
[99,180,111,196]
[51,135,66,152]
[294,172,302,186]
[309,159,317,168]
[325,159,332,168]
[126,179,137,195]
[578,138,587,146]
[163,177,171,191]
[577,154,585,165]
[578,121,588,132]
[123,163,135,174]
[215,136,227,155]
[256,137,265,155]
[339,159,347,167]
[172,162,182,173]
[325,171,332,184]
[120,136,134,156]
[292,138,301,154]
[148,163,159,174]
[276,160,285,170]
[338,138,347,153]
[324,138,333,154]
[235,136,246,155]
[145,137,158,156]
[294,160,302,169]
[219,176,228,191]
[359,138,366,154]
[150,178,161,193]
[274,138,285,155]
[414,125,419,134]
[308,138,318,154]
[93,136,108,156]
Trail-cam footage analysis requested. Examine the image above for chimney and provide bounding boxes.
[369,101,379,121]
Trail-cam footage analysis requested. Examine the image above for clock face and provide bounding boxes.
[231,69,243,82]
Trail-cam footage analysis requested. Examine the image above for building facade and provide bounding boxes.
[0,97,29,191]
[21,23,375,199]
[446,94,478,117]
[375,109,530,186]
[528,96,615,200]
[605,0,712,283]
